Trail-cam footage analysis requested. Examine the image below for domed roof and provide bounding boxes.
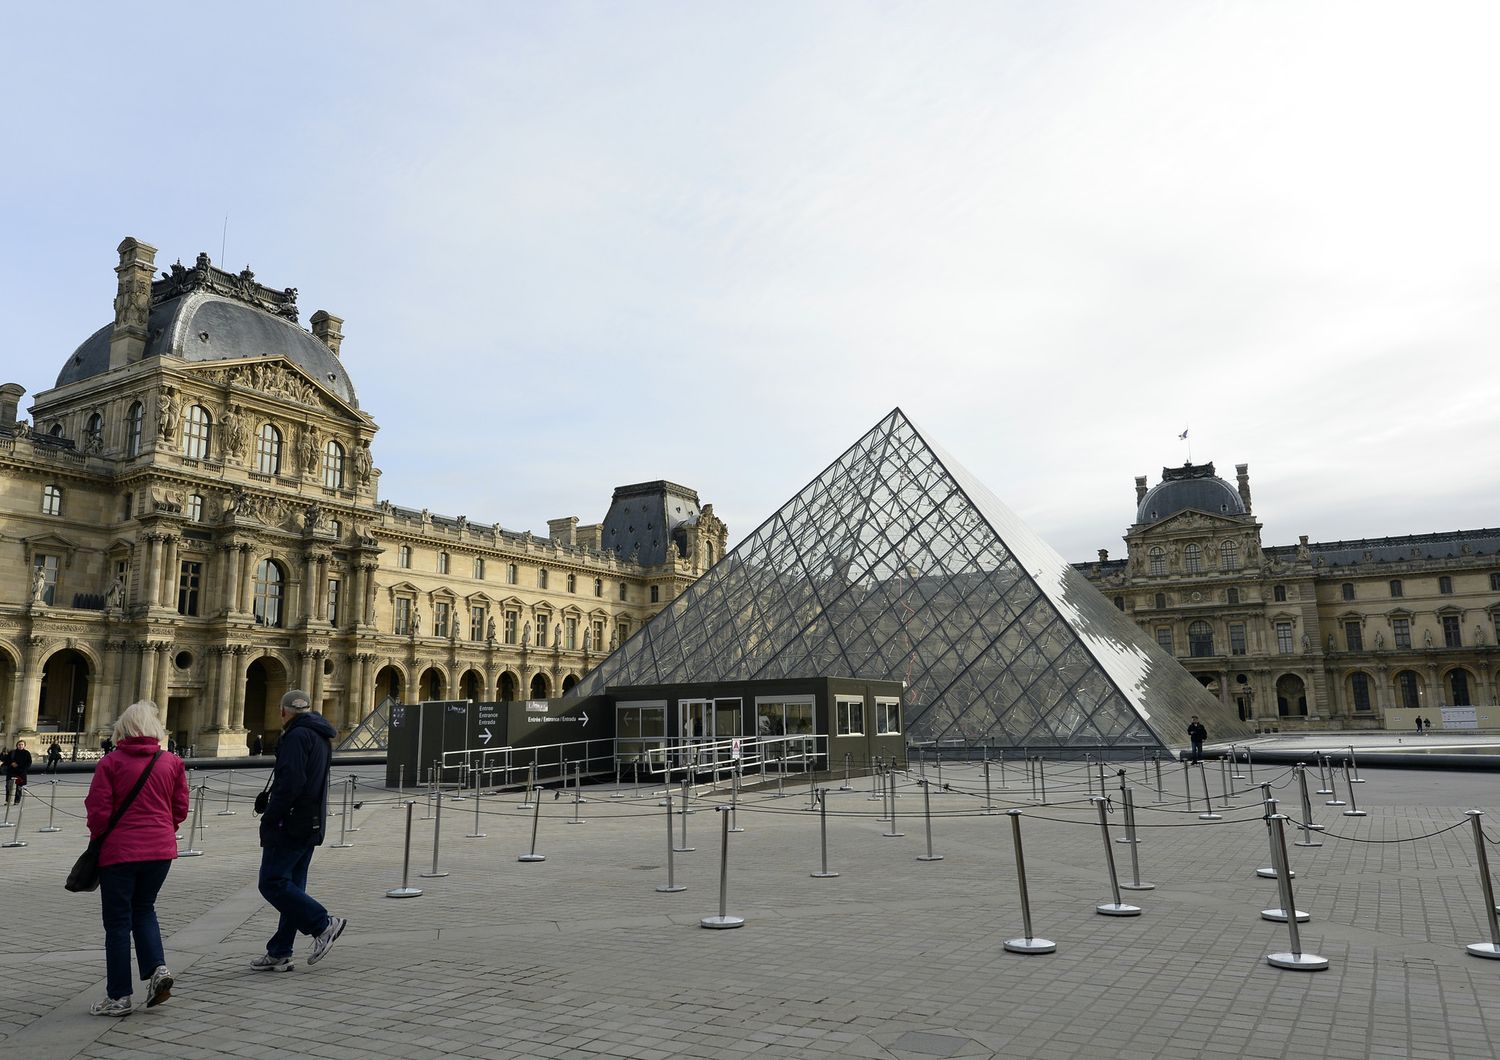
[1136,462,1245,525]
[57,260,357,407]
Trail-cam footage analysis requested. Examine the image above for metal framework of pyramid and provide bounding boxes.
[572,409,1249,752]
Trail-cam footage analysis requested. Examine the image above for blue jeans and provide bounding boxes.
[99,860,172,1000]
[258,843,329,958]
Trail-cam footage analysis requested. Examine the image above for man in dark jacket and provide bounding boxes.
[1187,716,1208,764]
[9,741,31,803]
[251,690,345,972]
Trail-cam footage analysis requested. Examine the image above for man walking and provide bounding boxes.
[251,690,345,972]
[9,740,31,803]
[1187,716,1208,764]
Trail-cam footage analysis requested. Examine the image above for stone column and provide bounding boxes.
[144,535,163,608]
[160,536,179,611]
[154,644,172,719]
[228,646,250,730]
[362,563,378,627]
[218,544,237,615]
[89,641,121,737]
[301,552,317,624]
[315,556,329,622]
[136,641,155,702]
[311,650,327,715]
[213,647,235,728]
[239,546,256,615]
[11,636,45,736]
[359,653,376,716]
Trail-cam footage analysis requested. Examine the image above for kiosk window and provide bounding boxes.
[836,698,864,735]
[876,697,902,735]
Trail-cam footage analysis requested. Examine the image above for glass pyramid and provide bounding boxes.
[572,409,1252,752]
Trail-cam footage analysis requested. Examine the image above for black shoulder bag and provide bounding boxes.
[66,751,162,893]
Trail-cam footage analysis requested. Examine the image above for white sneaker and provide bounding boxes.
[249,953,294,972]
[90,996,132,1017]
[308,915,346,965]
[146,966,174,1008]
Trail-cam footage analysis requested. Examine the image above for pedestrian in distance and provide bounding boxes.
[1415,716,1423,736]
[83,700,189,1017]
[252,689,346,973]
[46,741,63,773]
[10,740,32,803]
[1187,716,1207,764]
[1,745,11,803]
[100,736,115,756]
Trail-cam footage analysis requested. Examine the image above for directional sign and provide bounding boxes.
[479,727,494,746]
[579,711,590,727]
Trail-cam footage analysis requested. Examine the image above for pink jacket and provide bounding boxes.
[85,737,190,866]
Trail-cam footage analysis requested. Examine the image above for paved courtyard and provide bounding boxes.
[3,754,1498,1060]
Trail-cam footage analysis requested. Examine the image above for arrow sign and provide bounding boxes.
[579,711,589,727]
[479,727,493,746]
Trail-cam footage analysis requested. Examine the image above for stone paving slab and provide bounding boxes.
[1,761,1498,1059]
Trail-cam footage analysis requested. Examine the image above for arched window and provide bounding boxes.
[183,404,211,459]
[1395,670,1421,709]
[1184,543,1202,574]
[1349,673,1372,711]
[1219,541,1238,570]
[322,440,344,489]
[126,402,144,456]
[594,578,603,597]
[567,573,576,593]
[1148,547,1166,576]
[437,552,450,575]
[1188,620,1214,657]
[398,545,411,568]
[1448,668,1472,707]
[1155,592,1166,609]
[1227,587,1239,605]
[85,412,104,450]
[186,494,203,522]
[252,559,284,627]
[41,484,62,516]
[256,424,282,474]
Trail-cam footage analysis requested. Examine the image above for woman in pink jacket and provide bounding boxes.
[84,701,189,1017]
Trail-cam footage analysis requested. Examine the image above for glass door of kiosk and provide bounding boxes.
[681,699,743,766]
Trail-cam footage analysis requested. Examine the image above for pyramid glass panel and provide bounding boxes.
[572,409,1252,751]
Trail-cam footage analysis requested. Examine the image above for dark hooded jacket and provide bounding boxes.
[260,711,337,848]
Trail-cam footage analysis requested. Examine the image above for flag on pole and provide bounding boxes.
[1178,429,1189,440]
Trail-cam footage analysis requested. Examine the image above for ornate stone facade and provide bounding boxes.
[0,238,728,756]
[1080,462,1500,731]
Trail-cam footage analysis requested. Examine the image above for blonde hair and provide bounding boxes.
[113,700,168,743]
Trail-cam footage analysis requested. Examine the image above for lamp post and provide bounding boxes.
[71,700,85,761]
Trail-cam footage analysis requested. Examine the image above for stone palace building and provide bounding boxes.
[0,238,727,756]
[1080,461,1500,731]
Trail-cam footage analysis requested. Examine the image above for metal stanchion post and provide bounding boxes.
[729,764,744,833]
[1153,754,1162,803]
[519,788,545,862]
[1003,809,1055,954]
[657,791,686,892]
[1097,759,1106,800]
[0,793,13,829]
[1120,790,1154,891]
[674,778,695,852]
[1464,811,1500,959]
[385,801,423,897]
[812,790,838,878]
[1347,744,1365,784]
[1231,744,1245,780]
[1341,763,1366,817]
[39,780,61,832]
[420,790,448,878]
[521,762,536,810]
[1295,764,1324,846]
[1085,753,1094,797]
[998,749,1006,789]
[1260,799,1308,923]
[984,760,994,814]
[1,793,26,846]
[1324,760,1346,807]
[1265,814,1328,970]
[568,763,586,825]
[808,765,817,810]
[219,771,236,815]
[700,808,745,929]
[1315,755,1333,796]
[1246,747,1255,784]
[450,761,466,803]
[466,773,486,838]
[883,767,904,837]
[1092,796,1140,916]
[1037,757,1047,805]
[1196,763,1220,820]
[397,764,405,799]
[1256,786,1293,879]
[332,778,354,848]
[1181,761,1194,813]
[1115,771,1136,844]
[869,756,882,800]
[916,779,943,862]
[180,785,205,856]
[841,752,852,791]
[1219,756,1232,802]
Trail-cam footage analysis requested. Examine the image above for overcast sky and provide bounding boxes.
[5,3,1498,561]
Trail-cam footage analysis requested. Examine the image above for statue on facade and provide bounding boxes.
[221,404,245,457]
[522,622,531,647]
[32,567,49,603]
[1374,629,1384,650]
[554,623,562,648]
[105,574,125,610]
[583,628,592,652]
[1424,629,1433,648]
[1476,625,1486,646]
[1300,632,1310,652]
[303,503,322,530]
[1327,633,1336,653]
[354,441,372,484]
[299,424,320,474]
[411,607,421,635]
[610,629,619,651]
[157,389,180,441]
[486,617,496,641]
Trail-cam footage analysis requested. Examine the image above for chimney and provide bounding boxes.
[548,516,578,546]
[1236,463,1252,513]
[310,310,344,356]
[1097,548,1109,564]
[108,237,158,370]
[1134,475,1148,504]
[0,382,24,430]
